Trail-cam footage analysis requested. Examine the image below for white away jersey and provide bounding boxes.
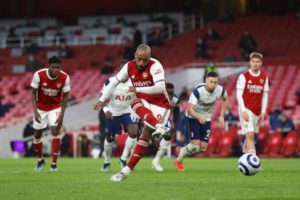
[101,76,135,116]
[187,83,227,121]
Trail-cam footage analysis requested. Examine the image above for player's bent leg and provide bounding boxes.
[131,99,169,136]
[110,126,153,182]
[176,140,201,172]
[131,99,159,128]
[50,126,61,172]
[120,124,138,169]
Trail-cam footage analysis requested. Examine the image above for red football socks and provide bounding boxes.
[34,141,43,160]
[127,139,149,170]
[51,138,61,164]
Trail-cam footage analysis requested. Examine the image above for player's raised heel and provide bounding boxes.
[110,172,127,182]
[34,159,45,171]
[152,159,163,172]
[101,163,111,172]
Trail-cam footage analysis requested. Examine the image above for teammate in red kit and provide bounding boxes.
[31,56,70,172]
[236,52,269,155]
[93,44,170,181]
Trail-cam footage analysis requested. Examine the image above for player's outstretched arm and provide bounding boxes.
[31,88,41,123]
[100,77,121,102]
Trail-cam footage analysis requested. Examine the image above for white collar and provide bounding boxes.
[47,69,58,80]
[248,69,261,77]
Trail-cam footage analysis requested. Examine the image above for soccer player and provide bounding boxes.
[94,61,138,172]
[175,72,228,171]
[93,44,170,181]
[152,82,180,172]
[236,52,269,154]
[31,56,70,172]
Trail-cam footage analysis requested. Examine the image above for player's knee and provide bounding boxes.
[163,134,171,141]
[127,125,138,138]
[52,131,60,137]
[127,127,137,138]
[128,132,137,138]
[105,134,114,143]
[34,131,42,139]
[130,98,143,111]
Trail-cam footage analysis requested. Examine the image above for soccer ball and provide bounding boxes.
[238,153,261,176]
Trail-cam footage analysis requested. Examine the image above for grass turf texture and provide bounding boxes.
[0,158,299,200]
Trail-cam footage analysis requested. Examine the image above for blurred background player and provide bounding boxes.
[94,60,138,172]
[93,44,170,181]
[152,82,180,172]
[31,56,70,172]
[236,52,269,155]
[175,72,228,171]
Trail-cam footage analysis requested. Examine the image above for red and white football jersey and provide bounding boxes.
[236,70,269,115]
[116,58,170,109]
[31,68,70,111]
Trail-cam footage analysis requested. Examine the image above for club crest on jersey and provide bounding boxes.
[142,72,148,79]
[260,79,264,84]
[57,83,62,88]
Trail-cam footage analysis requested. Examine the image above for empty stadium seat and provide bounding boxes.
[280,131,298,157]
[204,131,221,157]
[257,126,269,154]
[216,134,233,157]
[263,132,283,157]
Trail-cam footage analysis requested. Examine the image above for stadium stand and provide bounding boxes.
[1,12,300,158]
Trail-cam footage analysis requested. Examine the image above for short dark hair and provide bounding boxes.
[48,56,61,65]
[166,82,174,89]
[206,71,218,78]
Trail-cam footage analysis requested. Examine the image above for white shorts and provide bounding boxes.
[239,108,259,135]
[33,107,61,130]
[138,99,170,129]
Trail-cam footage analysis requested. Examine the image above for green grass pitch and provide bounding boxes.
[0,158,299,200]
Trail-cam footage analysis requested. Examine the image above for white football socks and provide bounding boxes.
[120,136,137,161]
[153,138,171,162]
[104,139,113,164]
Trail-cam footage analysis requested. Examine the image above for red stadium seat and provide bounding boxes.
[263,132,283,157]
[280,131,298,157]
[204,132,220,157]
[216,134,233,157]
[257,126,269,154]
